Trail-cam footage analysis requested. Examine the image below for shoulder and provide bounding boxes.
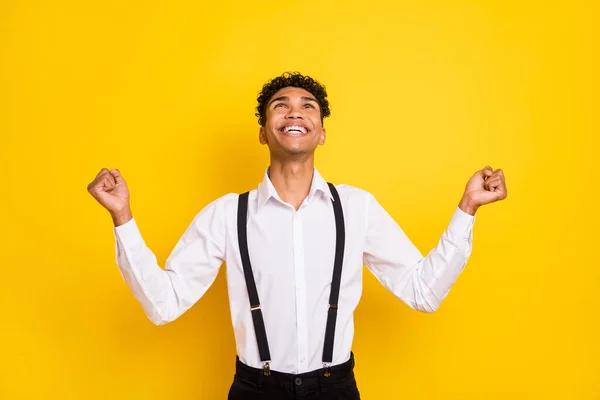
[182,193,242,237]
[214,192,243,207]
[329,183,376,210]
[201,189,265,212]
[330,183,374,200]
[188,192,240,221]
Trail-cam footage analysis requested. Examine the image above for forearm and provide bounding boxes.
[405,222,473,312]
[114,218,180,325]
[365,204,475,313]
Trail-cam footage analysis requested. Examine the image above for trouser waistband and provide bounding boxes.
[235,352,355,387]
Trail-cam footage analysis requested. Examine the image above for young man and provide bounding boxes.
[87,72,507,399]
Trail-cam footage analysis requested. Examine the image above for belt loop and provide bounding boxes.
[256,365,264,393]
[317,367,326,393]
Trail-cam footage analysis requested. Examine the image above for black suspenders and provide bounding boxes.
[236,183,345,376]
[237,192,272,373]
[322,182,345,375]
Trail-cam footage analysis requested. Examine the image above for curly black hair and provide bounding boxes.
[255,72,331,126]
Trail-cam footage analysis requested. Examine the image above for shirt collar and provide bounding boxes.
[256,166,334,212]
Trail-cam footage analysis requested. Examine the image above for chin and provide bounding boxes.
[288,146,318,156]
[270,146,309,156]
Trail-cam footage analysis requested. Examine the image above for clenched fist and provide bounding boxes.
[459,166,508,215]
[87,168,133,226]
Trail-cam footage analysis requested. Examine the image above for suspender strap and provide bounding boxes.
[236,183,346,376]
[322,182,346,367]
[237,191,272,373]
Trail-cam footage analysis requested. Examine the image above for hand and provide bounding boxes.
[459,166,507,215]
[87,168,132,225]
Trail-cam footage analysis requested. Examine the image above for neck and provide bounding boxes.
[268,154,315,210]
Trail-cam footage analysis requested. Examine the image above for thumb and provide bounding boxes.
[481,165,493,178]
[109,169,124,183]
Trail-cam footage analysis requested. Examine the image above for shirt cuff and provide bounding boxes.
[448,206,475,239]
[114,217,145,248]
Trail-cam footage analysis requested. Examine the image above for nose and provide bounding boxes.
[285,104,304,119]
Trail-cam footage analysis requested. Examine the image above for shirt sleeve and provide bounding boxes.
[113,198,226,325]
[362,193,475,312]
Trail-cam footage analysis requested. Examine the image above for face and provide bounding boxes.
[259,86,326,158]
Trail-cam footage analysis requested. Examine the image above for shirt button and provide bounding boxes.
[295,377,302,386]
[300,357,305,362]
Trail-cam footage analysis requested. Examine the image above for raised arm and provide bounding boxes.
[87,168,226,325]
[362,165,507,312]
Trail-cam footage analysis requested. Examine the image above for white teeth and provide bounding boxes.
[283,125,307,134]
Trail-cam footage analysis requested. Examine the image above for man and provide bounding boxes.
[87,72,507,399]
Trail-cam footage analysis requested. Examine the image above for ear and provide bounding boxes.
[318,128,326,145]
[259,126,268,145]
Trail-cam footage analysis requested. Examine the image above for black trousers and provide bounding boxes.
[227,353,361,399]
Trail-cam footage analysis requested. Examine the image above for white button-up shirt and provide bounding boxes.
[114,167,475,374]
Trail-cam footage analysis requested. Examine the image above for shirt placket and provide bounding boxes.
[292,210,309,373]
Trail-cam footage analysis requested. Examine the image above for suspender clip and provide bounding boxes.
[250,304,261,311]
[323,363,331,377]
[263,361,271,376]
[328,304,338,310]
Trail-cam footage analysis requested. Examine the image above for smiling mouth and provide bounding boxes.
[280,125,309,135]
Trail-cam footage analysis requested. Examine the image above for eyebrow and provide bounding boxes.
[268,96,319,107]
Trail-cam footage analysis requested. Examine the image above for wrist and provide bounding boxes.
[111,208,133,226]
[458,195,478,216]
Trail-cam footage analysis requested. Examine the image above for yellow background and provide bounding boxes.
[1,0,598,398]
